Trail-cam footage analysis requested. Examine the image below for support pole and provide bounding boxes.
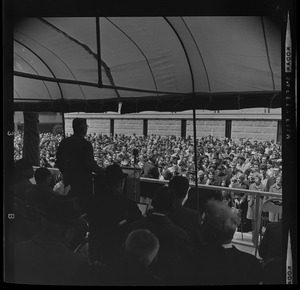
[23,112,40,166]
[61,112,66,138]
[192,108,199,212]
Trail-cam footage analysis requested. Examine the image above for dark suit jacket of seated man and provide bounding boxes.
[13,195,90,285]
[128,186,192,285]
[87,164,142,265]
[189,200,262,285]
[168,176,204,250]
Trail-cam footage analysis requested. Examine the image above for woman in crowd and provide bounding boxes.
[247,173,267,241]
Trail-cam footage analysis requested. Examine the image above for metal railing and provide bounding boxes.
[140,177,282,250]
[40,166,282,251]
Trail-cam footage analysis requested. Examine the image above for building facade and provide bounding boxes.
[15,108,282,143]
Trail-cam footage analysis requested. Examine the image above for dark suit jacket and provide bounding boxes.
[190,244,263,285]
[14,232,89,285]
[110,257,165,286]
[129,213,192,284]
[87,188,142,263]
[169,204,204,250]
[258,221,282,261]
[56,134,103,198]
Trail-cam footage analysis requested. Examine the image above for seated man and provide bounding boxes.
[258,221,283,284]
[111,229,164,286]
[26,167,57,211]
[14,195,90,285]
[168,176,204,250]
[12,158,35,203]
[87,163,143,266]
[190,200,263,285]
[129,186,192,285]
[11,158,36,242]
[23,167,58,235]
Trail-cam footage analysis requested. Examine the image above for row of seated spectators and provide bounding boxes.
[10,159,282,285]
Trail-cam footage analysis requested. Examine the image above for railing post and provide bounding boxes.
[253,191,261,255]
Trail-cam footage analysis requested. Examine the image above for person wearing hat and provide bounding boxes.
[87,164,143,266]
[56,118,104,212]
[13,195,89,285]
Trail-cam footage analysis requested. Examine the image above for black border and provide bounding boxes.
[3,0,297,285]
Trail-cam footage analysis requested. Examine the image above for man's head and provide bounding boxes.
[237,174,245,183]
[253,172,262,184]
[251,161,260,172]
[202,200,240,245]
[124,229,159,267]
[72,118,88,136]
[259,164,267,176]
[216,164,225,175]
[275,175,282,186]
[105,163,128,189]
[34,167,53,186]
[14,158,34,181]
[151,186,176,214]
[168,176,189,201]
[162,169,173,181]
[40,195,82,240]
[237,155,245,164]
[207,170,215,180]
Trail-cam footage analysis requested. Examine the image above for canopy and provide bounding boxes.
[14,16,282,114]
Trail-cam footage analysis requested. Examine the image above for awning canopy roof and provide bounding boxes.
[14,16,282,113]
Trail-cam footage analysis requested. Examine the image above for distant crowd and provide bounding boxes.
[14,131,282,186]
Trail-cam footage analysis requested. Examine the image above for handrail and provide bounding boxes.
[140,177,282,199]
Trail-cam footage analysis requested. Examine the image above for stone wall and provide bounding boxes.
[186,120,225,139]
[65,118,110,135]
[148,119,181,136]
[64,117,279,142]
[231,120,278,141]
[114,119,143,136]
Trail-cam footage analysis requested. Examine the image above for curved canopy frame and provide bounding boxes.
[14,16,282,114]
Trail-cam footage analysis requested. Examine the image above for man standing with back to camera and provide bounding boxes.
[56,118,104,213]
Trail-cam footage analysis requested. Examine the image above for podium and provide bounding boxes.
[121,166,141,202]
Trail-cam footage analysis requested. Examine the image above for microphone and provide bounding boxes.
[132,148,139,157]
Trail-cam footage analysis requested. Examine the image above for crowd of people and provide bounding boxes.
[14,129,283,187]
[10,119,283,285]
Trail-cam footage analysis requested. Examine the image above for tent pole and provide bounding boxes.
[192,108,199,212]
[61,112,66,138]
[60,99,65,138]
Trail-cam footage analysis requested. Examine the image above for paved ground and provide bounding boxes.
[233,231,261,258]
